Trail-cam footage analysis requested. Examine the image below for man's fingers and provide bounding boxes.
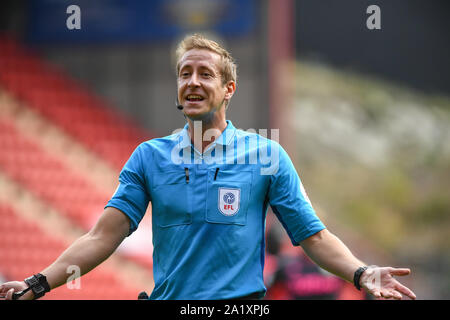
[371,289,382,299]
[389,268,411,276]
[392,291,403,300]
[385,268,416,299]
[381,290,402,300]
[6,288,14,300]
[0,285,8,299]
[379,284,416,300]
[395,282,417,300]
[380,290,393,299]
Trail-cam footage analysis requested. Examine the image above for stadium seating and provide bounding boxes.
[0,203,140,299]
[0,34,155,298]
[0,119,108,229]
[0,34,153,170]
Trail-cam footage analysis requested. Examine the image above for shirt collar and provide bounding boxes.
[177,120,236,149]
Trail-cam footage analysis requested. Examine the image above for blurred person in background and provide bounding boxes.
[1,34,416,300]
[264,224,369,300]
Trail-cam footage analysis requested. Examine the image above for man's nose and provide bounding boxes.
[188,72,200,87]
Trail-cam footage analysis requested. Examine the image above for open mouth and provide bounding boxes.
[186,94,205,102]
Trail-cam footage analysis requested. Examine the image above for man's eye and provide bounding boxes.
[181,72,190,77]
[202,73,211,77]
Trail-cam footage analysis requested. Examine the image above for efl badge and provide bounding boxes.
[219,188,240,216]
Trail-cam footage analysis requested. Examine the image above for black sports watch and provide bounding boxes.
[12,274,51,300]
[353,266,368,291]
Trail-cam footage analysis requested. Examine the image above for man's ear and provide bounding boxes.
[224,81,236,100]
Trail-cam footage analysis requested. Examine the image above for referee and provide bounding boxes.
[0,34,416,300]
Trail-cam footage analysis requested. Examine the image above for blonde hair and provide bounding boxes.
[175,34,237,85]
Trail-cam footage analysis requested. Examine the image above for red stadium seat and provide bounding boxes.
[0,203,140,299]
[0,34,155,276]
[0,35,154,170]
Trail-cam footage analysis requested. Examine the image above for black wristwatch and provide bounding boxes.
[353,266,368,291]
[12,274,51,300]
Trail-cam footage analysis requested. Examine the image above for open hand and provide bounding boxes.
[360,266,416,300]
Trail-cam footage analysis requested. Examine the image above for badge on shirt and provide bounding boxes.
[218,188,240,216]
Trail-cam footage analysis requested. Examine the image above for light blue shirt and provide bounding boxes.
[105,120,325,299]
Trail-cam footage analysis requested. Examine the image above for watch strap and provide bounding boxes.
[353,266,368,291]
[24,274,50,299]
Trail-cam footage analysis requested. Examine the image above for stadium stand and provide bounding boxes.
[0,34,152,170]
[0,34,155,298]
[0,203,140,299]
[0,118,109,229]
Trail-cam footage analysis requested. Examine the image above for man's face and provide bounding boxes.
[177,48,234,120]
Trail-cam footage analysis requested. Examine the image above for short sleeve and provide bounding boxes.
[105,143,151,236]
[267,142,326,246]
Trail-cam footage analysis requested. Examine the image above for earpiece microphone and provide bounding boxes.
[175,97,183,110]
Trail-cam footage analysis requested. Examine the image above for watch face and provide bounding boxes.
[25,276,39,287]
[34,286,45,294]
[24,275,49,299]
[30,284,46,299]
[35,274,50,291]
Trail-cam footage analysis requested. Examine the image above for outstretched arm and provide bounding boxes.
[0,207,130,300]
[300,228,416,300]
